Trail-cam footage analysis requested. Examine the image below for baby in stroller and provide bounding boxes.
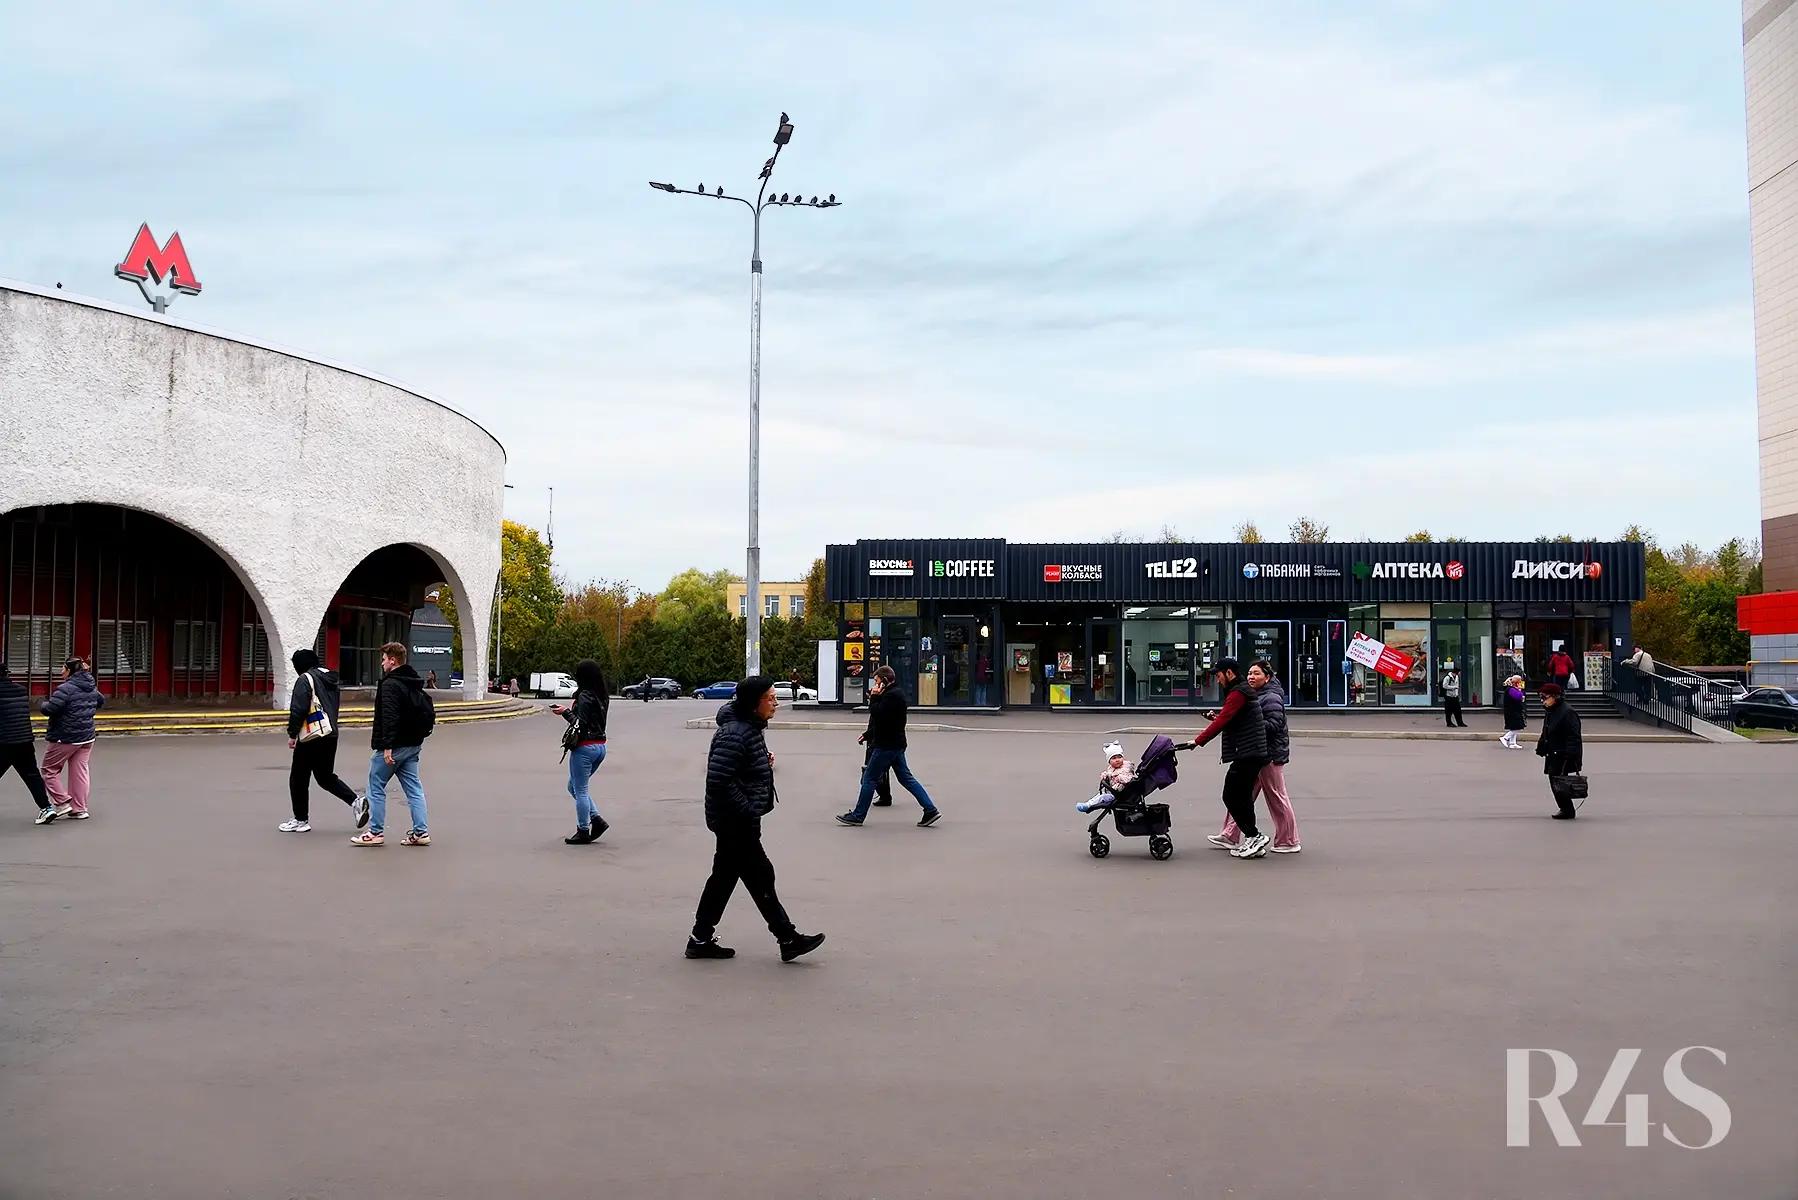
[1078,735,1187,860]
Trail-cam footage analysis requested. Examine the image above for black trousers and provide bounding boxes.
[1444,697,1465,726]
[1,742,51,809]
[693,824,796,943]
[290,735,359,821]
[864,744,892,803]
[1221,757,1267,839]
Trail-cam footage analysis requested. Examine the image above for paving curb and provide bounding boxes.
[682,718,1698,743]
[31,701,540,737]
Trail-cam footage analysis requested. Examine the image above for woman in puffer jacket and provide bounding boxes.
[40,657,105,820]
[1210,659,1301,853]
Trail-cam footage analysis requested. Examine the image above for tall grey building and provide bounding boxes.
[1746,0,1798,589]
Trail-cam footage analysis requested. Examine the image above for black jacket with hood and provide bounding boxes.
[287,668,345,740]
[704,700,776,832]
[372,664,428,750]
[0,668,34,746]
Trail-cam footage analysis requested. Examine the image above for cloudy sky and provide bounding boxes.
[0,1,1759,589]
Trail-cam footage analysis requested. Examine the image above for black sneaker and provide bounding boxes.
[918,809,942,828]
[1551,811,1576,820]
[685,936,736,959]
[565,827,595,845]
[834,813,864,826]
[591,816,609,839]
[872,797,892,807]
[780,932,826,962]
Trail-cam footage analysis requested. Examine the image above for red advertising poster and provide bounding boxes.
[1348,632,1417,684]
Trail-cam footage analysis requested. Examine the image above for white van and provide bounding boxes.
[527,672,577,699]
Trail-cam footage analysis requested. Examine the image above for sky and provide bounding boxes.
[0,0,1762,590]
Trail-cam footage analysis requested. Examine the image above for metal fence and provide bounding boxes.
[1612,662,1738,735]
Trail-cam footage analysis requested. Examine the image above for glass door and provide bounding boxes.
[1089,619,1121,704]
[940,618,975,706]
[1235,620,1291,690]
[1433,622,1465,705]
[1292,620,1326,705]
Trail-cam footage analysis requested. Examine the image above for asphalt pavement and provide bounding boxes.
[2,697,1793,1199]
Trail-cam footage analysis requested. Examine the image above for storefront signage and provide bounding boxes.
[929,559,995,578]
[1242,562,1319,579]
[1347,632,1416,683]
[1512,560,1602,581]
[869,558,915,577]
[1355,560,1464,581]
[1145,557,1202,579]
[1045,564,1103,583]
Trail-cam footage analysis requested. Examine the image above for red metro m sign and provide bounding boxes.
[114,223,202,313]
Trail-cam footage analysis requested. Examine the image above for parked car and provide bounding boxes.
[692,680,738,700]
[772,681,818,702]
[1730,687,1798,730]
[527,671,578,699]
[1694,680,1749,718]
[620,677,682,700]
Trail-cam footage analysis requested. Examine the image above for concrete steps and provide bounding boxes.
[29,697,538,736]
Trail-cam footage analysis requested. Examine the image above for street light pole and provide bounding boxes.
[651,113,839,677]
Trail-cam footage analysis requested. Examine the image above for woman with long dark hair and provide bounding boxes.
[552,659,611,845]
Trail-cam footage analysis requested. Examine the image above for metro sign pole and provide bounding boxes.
[114,223,202,313]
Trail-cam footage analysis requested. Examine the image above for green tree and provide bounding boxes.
[802,557,828,625]
[1233,521,1262,543]
[657,567,739,624]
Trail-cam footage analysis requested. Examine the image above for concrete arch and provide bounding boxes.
[1,280,505,707]
[312,538,492,700]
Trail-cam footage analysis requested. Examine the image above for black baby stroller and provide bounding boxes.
[1087,734,1190,861]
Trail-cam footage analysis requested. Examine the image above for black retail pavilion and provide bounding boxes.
[824,540,1647,710]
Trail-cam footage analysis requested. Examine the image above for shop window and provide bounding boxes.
[6,616,71,675]
[171,620,220,673]
[95,619,151,676]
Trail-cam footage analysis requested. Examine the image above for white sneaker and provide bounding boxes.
[34,806,58,825]
[1270,843,1301,854]
[351,793,370,828]
[51,803,73,819]
[278,819,312,833]
[1206,834,1240,850]
[1231,833,1271,859]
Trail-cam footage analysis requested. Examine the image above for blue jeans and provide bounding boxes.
[367,746,427,836]
[568,742,607,828]
[852,748,935,820]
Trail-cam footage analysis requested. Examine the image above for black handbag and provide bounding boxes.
[1550,774,1589,806]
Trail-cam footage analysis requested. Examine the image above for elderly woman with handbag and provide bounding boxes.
[281,649,368,833]
[1535,682,1585,820]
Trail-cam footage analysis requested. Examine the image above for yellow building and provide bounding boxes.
[724,581,810,621]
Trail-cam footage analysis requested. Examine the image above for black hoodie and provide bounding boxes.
[372,664,429,750]
[287,668,344,740]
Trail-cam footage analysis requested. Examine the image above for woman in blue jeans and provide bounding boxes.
[553,659,611,845]
[836,665,942,828]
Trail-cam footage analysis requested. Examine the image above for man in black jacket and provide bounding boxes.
[0,660,54,821]
[686,677,824,962]
[1194,658,1271,859]
[352,642,432,847]
[282,649,368,833]
[836,665,941,827]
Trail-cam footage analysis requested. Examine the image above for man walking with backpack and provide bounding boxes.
[352,642,433,847]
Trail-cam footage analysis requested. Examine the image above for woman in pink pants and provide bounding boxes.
[1209,660,1300,853]
[40,657,104,820]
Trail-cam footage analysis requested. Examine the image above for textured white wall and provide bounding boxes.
[0,281,503,707]
[1746,0,1798,519]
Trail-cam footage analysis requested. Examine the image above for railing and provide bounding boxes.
[1613,663,1738,735]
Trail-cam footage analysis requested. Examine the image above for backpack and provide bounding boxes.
[408,686,436,741]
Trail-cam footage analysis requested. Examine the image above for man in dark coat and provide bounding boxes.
[1536,682,1584,820]
[352,642,432,847]
[837,665,940,827]
[687,677,825,962]
[1193,658,1271,859]
[282,649,368,833]
[0,660,54,821]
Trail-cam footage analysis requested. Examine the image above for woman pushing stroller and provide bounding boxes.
[1209,659,1299,854]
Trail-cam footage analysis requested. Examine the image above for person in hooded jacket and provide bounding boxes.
[351,642,431,847]
[0,660,55,821]
[685,676,825,963]
[1500,675,1528,749]
[1535,682,1584,819]
[552,658,611,844]
[40,657,104,820]
[281,649,369,833]
[1210,659,1300,853]
[1193,657,1271,859]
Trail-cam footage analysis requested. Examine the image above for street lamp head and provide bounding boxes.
[648,182,676,192]
[774,114,793,145]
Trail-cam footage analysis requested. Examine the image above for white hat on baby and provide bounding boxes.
[1103,741,1125,758]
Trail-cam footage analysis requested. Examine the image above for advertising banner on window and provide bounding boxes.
[1348,632,1415,683]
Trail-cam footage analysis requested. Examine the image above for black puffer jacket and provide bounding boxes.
[1257,679,1290,766]
[1219,679,1268,763]
[287,669,344,740]
[704,701,775,831]
[371,664,427,750]
[562,686,610,742]
[42,670,105,744]
[0,670,34,745]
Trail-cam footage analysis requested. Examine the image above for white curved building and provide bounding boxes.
[0,280,502,706]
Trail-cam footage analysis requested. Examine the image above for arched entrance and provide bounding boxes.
[2,504,276,701]
[315,545,464,691]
